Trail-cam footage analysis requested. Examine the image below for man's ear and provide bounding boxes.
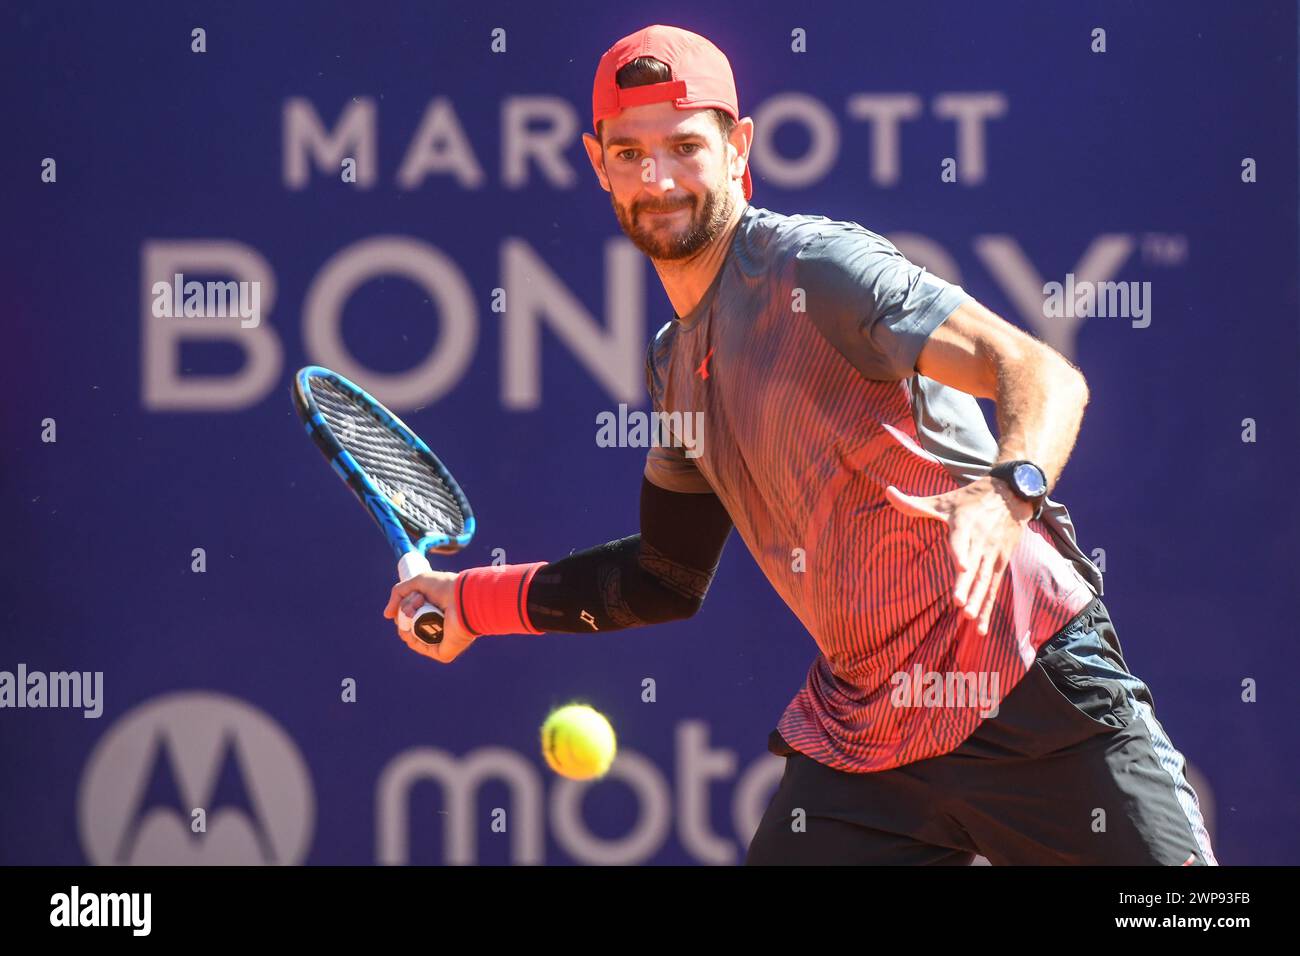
[582,132,611,193]
[729,117,755,190]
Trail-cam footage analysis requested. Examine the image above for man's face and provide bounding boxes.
[585,102,736,261]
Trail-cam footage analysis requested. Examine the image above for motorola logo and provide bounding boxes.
[78,691,314,864]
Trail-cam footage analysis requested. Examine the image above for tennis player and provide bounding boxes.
[385,24,1217,866]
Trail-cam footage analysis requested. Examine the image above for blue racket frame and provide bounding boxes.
[292,365,475,559]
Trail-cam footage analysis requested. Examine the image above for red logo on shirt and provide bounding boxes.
[696,347,715,380]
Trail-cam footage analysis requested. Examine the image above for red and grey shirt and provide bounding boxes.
[645,204,1100,772]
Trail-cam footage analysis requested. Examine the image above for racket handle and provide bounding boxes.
[396,551,446,646]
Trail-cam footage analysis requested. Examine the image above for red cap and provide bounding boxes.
[592,24,751,201]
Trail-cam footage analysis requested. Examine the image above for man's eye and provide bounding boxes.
[679,143,700,155]
[618,149,638,161]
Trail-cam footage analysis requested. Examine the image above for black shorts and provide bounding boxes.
[746,598,1218,865]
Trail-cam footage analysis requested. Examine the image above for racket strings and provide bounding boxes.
[311,378,466,536]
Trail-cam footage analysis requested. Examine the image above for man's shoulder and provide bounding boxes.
[741,205,899,274]
[644,319,677,396]
[648,319,677,357]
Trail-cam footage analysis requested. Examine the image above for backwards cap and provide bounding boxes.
[591,24,751,200]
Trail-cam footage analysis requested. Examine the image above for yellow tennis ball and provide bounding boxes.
[540,704,616,780]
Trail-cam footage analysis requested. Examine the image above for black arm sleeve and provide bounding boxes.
[524,477,733,632]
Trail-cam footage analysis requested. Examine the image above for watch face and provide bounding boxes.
[1013,462,1047,497]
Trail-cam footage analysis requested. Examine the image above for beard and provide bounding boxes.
[610,177,734,261]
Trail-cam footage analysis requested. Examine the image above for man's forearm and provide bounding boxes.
[525,534,715,632]
[990,345,1089,494]
[459,478,733,636]
[528,480,733,631]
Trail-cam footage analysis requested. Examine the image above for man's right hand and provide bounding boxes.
[383,571,477,663]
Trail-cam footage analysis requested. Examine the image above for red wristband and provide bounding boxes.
[454,562,547,636]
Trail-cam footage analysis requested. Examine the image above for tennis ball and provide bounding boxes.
[540,704,616,780]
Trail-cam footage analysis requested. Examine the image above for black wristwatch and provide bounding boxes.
[989,460,1048,520]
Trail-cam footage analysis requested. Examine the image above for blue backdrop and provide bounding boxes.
[2,0,1297,864]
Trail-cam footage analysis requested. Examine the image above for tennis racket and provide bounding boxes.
[292,365,475,645]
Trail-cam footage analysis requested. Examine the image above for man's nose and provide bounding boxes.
[643,153,677,194]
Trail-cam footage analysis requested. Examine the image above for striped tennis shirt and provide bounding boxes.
[645,204,1101,772]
